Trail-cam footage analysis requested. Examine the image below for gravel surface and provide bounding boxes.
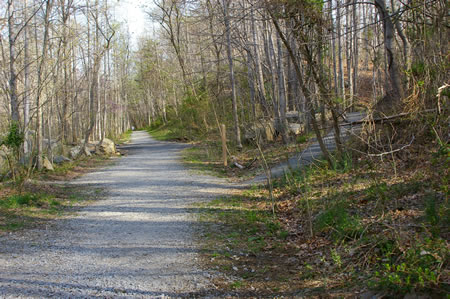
[0,131,239,298]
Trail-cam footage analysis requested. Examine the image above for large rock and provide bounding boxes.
[99,138,116,155]
[43,139,58,150]
[244,120,276,142]
[286,111,302,123]
[42,157,54,171]
[69,146,81,159]
[86,142,97,154]
[53,155,71,164]
[288,123,304,135]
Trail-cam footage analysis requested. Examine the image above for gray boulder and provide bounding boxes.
[244,120,276,143]
[43,139,58,150]
[53,155,71,164]
[288,123,304,135]
[69,146,81,159]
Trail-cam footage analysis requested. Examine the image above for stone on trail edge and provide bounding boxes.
[0,131,240,298]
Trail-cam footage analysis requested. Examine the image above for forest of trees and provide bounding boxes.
[0,0,448,174]
[1,0,131,173]
[133,0,447,159]
[0,1,448,295]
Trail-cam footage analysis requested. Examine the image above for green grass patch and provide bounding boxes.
[315,201,363,241]
[115,129,133,144]
[182,146,228,178]
[0,185,102,232]
[147,126,178,141]
[0,193,50,209]
[146,120,186,141]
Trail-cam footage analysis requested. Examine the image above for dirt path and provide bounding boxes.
[0,131,237,298]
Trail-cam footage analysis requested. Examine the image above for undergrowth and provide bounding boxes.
[0,184,102,232]
[196,115,449,296]
[110,129,133,144]
[0,151,111,233]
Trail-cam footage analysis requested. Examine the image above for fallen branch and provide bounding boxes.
[347,134,415,158]
[233,160,245,169]
[367,135,415,157]
[342,108,440,127]
[436,83,449,114]
[245,157,257,169]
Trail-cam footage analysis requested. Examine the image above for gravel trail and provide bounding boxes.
[0,131,237,298]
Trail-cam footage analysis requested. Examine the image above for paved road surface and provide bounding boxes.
[0,132,236,298]
[251,112,365,184]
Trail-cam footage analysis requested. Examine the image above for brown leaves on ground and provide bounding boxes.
[198,139,449,297]
[0,155,111,234]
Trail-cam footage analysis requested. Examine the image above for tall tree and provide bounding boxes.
[222,0,242,149]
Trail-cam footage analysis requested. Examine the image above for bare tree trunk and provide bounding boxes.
[71,36,79,144]
[269,13,333,166]
[374,0,403,108]
[7,0,20,124]
[352,0,359,108]
[223,0,242,149]
[276,32,289,144]
[331,8,339,96]
[251,6,269,116]
[246,50,257,120]
[363,4,370,70]
[336,1,345,99]
[84,56,100,150]
[23,0,31,154]
[346,0,354,109]
[263,21,278,121]
[60,0,72,144]
[35,0,53,169]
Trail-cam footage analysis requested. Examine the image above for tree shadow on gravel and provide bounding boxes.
[0,277,326,298]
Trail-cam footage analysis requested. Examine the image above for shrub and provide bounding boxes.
[369,238,448,295]
[315,201,363,241]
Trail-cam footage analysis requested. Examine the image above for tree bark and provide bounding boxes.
[223,0,242,149]
[23,0,31,154]
[374,0,404,109]
[35,0,53,169]
[251,6,269,116]
[336,1,345,99]
[276,31,289,144]
[7,0,20,124]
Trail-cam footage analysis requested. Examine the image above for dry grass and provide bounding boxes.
[0,154,115,234]
[195,118,449,296]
